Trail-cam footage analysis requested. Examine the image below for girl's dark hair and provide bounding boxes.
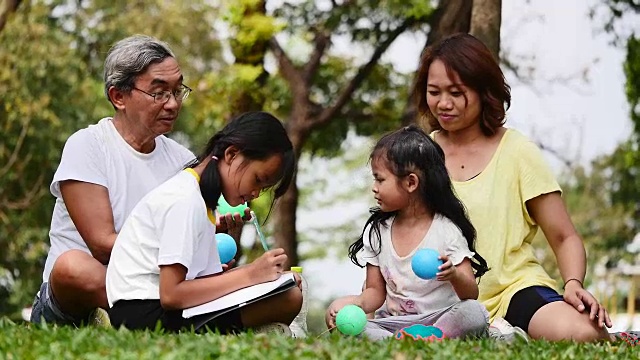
[348,125,489,278]
[187,111,295,213]
[414,33,511,136]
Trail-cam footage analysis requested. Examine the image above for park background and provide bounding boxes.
[1,0,639,337]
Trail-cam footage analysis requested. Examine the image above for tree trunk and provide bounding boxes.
[0,0,21,33]
[470,0,502,60]
[403,0,472,127]
[272,120,308,268]
[272,173,299,267]
[426,0,473,47]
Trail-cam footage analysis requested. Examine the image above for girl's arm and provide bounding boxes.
[358,264,387,313]
[527,192,612,328]
[436,257,478,300]
[159,248,287,310]
[325,264,386,327]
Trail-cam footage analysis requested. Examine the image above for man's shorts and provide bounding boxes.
[30,282,92,326]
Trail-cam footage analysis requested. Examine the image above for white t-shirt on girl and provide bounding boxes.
[106,169,222,307]
[358,214,475,318]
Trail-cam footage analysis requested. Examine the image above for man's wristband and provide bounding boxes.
[563,278,583,290]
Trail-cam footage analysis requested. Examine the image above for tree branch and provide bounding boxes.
[314,18,416,127]
[0,116,30,178]
[1,172,46,211]
[302,29,330,83]
[269,37,308,99]
[0,0,21,33]
[536,141,575,169]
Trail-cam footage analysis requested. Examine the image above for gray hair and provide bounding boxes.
[103,35,175,103]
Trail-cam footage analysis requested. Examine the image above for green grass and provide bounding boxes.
[0,319,636,360]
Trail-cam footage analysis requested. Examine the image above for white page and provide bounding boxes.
[182,272,295,318]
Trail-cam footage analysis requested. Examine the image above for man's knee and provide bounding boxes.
[50,250,105,294]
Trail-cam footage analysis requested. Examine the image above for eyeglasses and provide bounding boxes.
[133,85,192,104]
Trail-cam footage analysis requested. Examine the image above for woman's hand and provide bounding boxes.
[325,296,360,328]
[435,254,458,282]
[248,248,288,283]
[563,281,613,328]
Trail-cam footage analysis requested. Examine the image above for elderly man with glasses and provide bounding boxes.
[29,35,237,326]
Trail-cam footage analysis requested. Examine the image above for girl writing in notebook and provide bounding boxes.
[326,125,490,340]
[106,111,301,333]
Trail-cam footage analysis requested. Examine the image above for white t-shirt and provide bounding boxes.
[106,170,223,307]
[43,118,195,281]
[358,214,475,317]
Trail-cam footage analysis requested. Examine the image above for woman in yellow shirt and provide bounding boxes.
[413,33,611,342]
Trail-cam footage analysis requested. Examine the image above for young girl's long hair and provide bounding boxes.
[186,111,296,213]
[348,125,489,278]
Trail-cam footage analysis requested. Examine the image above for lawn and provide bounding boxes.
[0,318,636,360]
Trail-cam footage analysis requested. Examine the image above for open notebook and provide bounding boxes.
[182,272,297,321]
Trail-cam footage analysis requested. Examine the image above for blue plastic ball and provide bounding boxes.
[216,233,237,264]
[411,248,443,280]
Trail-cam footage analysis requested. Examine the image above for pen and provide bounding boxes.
[250,210,269,251]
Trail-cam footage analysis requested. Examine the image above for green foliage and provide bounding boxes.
[274,0,431,39]
[600,140,640,220]
[0,2,107,318]
[563,155,637,263]
[0,321,637,359]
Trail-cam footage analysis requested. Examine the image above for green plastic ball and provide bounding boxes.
[335,305,367,336]
[217,195,248,216]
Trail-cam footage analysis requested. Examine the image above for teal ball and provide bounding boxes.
[217,195,248,216]
[335,305,367,336]
[216,233,237,264]
[411,248,443,280]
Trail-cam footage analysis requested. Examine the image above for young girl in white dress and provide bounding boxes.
[326,125,490,340]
